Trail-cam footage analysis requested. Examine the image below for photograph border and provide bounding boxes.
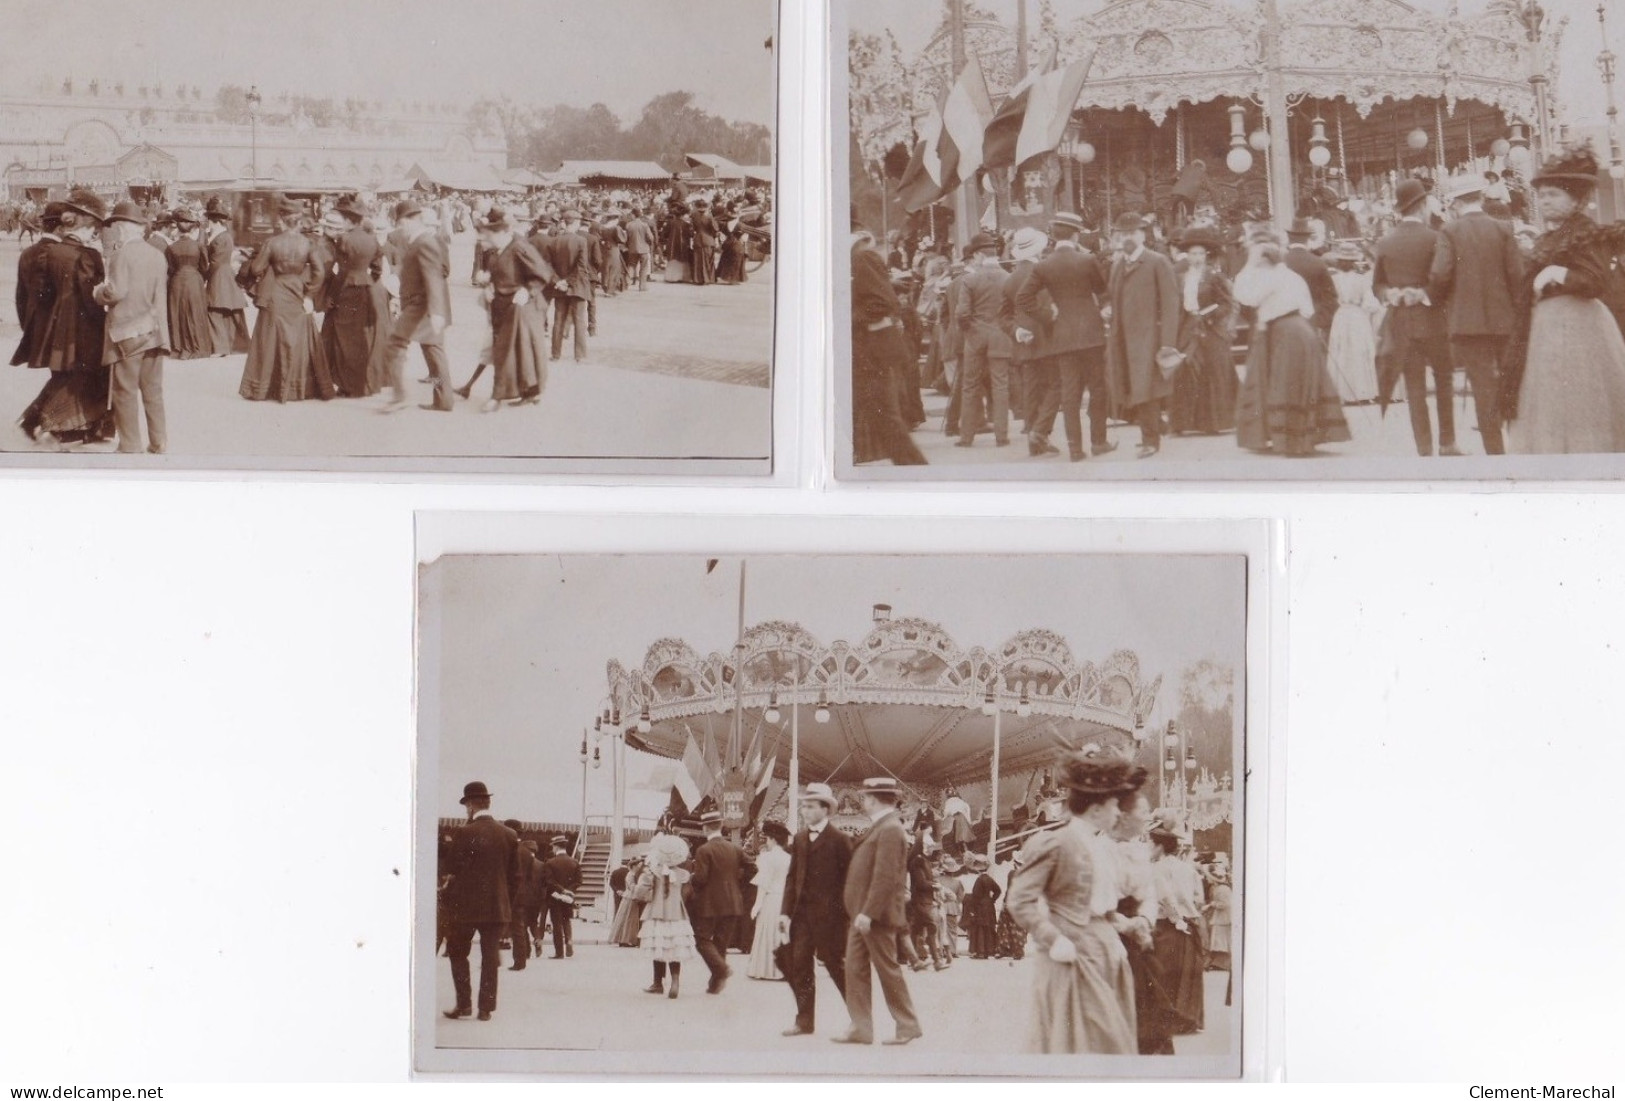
[411,511,1281,1080]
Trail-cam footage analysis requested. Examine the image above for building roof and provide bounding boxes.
[736,165,774,184]
[684,153,746,178]
[553,160,672,183]
[410,161,510,191]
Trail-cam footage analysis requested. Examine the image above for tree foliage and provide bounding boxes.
[1176,659,1235,777]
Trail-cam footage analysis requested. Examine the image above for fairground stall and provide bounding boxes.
[852,0,1580,244]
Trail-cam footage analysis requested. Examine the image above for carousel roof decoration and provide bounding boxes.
[851,0,1557,161]
[606,618,1163,791]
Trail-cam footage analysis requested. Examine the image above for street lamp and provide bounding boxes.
[814,690,831,724]
[1599,3,1624,216]
[245,84,261,181]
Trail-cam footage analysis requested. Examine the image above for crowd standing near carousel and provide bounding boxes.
[9,179,770,449]
[854,147,1625,465]
[437,763,1232,1054]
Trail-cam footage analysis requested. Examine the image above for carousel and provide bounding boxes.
[852,0,1565,241]
[603,610,1221,858]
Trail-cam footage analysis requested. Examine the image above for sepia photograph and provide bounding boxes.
[0,0,778,474]
[835,0,1625,481]
[416,548,1252,1078]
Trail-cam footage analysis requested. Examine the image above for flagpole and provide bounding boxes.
[789,666,800,833]
[950,0,975,255]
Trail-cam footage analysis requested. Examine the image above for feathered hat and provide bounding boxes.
[1057,750,1148,797]
[1531,143,1601,199]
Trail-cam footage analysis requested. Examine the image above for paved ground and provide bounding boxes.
[901,381,1490,472]
[0,233,772,461]
[431,923,1235,1058]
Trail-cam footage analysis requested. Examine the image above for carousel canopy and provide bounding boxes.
[606,618,1162,791]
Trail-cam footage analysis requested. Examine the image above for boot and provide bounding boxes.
[668,970,680,999]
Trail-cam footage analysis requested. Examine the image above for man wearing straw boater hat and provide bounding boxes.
[777,781,852,1037]
[541,834,582,959]
[1017,210,1114,461]
[688,808,750,994]
[1373,177,1458,456]
[441,781,520,1022]
[95,200,171,454]
[1429,172,1525,456]
[832,777,922,1046]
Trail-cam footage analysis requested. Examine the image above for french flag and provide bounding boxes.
[896,98,948,213]
[981,48,1094,172]
[936,54,995,194]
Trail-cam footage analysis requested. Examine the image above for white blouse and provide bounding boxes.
[1234,262,1315,325]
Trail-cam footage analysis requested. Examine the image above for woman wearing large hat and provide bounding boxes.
[164,209,212,360]
[1168,225,1238,436]
[1005,752,1147,1053]
[200,195,251,356]
[238,197,335,402]
[1501,144,1625,453]
[1324,239,1380,404]
[13,189,115,447]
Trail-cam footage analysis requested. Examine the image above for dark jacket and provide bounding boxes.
[1016,243,1108,354]
[843,810,910,928]
[689,834,749,918]
[780,823,853,928]
[1283,245,1338,331]
[1372,220,1448,344]
[1429,209,1525,338]
[393,229,452,344]
[544,231,592,300]
[203,225,248,310]
[542,853,582,901]
[442,815,520,925]
[16,237,105,372]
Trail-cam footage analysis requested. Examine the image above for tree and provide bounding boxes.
[1175,660,1235,777]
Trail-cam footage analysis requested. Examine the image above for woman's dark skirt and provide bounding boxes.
[1235,313,1351,455]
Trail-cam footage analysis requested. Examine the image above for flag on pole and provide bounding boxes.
[748,751,778,822]
[980,49,1094,172]
[937,54,995,192]
[896,98,948,213]
[674,731,717,811]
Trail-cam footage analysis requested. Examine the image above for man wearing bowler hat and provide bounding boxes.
[541,835,582,959]
[777,782,852,1036]
[833,777,921,1046]
[1429,172,1525,456]
[689,808,751,993]
[1373,178,1457,455]
[379,198,455,412]
[95,200,171,454]
[1105,212,1181,458]
[442,781,520,1021]
[1284,215,1338,345]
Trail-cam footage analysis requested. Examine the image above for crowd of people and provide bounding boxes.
[853,143,1625,465]
[438,763,1233,1056]
[8,178,770,450]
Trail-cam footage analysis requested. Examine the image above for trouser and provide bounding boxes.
[446,922,505,1013]
[547,898,573,956]
[1398,332,1456,455]
[629,253,650,289]
[786,913,848,1031]
[587,287,598,334]
[690,914,737,983]
[1133,397,1164,447]
[909,911,943,966]
[111,349,166,454]
[1023,357,1062,440]
[958,331,1009,441]
[384,332,452,408]
[510,917,532,966]
[843,922,920,1040]
[551,296,589,360]
[1451,335,1506,456]
[1056,346,1110,452]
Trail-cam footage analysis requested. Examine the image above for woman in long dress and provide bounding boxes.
[13,191,114,447]
[1504,145,1625,453]
[1005,752,1145,1055]
[1149,828,1207,1035]
[1324,242,1380,404]
[165,212,212,360]
[638,833,697,999]
[201,196,251,356]
[1113,790,1188,1054]
[238,201,332,402]
[746,821,791,980]
[964,856,1000,959]
[1233,232,1352,455]
[1168,228,1238,435]
[1204,863,1233,971]
[608,856,647,947]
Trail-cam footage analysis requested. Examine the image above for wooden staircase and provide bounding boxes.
[577,838,613,919]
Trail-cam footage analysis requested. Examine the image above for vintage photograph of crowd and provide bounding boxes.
[416,552,1247,1078]
[836,0,1625,480]
[0,0,776,472]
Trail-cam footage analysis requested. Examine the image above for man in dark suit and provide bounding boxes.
[502,824,542,971]
[95,201,171,454]
[1374,179,1457,456]
[1017,212,1114,461]
[442,781,520,1021]
[777,782,853,1037]
[1283,216,1337,344]
[1429,174,1526,456]
[834,777,921,1046]
[688,809,750,994]
[546,209,592,362]
[953,232,1012,448]
[1105,213,1180,458]
[379,199,454,412]
[541,836,581,959]
[1002,226,1049,453]
[625,207,655,291]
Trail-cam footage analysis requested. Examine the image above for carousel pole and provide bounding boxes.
[788,669,800,833]
[1260,0,1296,226]
[987,702,1002,867]
[951,0,976,255]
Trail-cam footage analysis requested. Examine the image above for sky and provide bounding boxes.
[0,0,777,127]
[424,553,1245,825]
[848,0,1617,128]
